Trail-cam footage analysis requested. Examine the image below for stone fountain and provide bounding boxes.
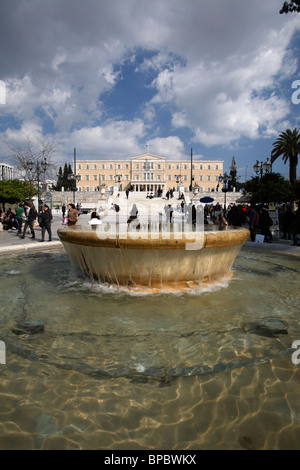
[57,198,249,292]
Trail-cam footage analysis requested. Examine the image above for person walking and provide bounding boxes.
[20,202,37,239]
[39,204,53,242]
[15,203,24,235]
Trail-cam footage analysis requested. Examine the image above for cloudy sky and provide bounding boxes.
[0,0,299,181]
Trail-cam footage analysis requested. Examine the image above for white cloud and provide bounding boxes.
[0,0,299,168]
[62,119,146,158]
[150,12,300,147]
[147,136,185,158]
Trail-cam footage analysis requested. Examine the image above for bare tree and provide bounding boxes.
[7,133,59,183]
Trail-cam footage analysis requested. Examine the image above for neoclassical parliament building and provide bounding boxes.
[76,154,224,193]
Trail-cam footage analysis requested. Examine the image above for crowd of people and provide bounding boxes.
[0,201,82,242]
[0,202,53,241]
[205,202,300,245]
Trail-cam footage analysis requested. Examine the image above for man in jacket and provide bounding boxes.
[20,202,37,239]
[39,204,53,242]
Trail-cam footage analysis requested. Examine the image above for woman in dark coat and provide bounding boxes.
[259,208,273,243]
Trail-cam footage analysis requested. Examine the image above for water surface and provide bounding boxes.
[0,247,300,450]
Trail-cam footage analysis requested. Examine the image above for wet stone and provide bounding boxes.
[12,320,45,335]
[242,317,288,338]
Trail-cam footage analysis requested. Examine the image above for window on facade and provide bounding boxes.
[86,187,90,192]
[184,164,187,170]
[86,175,89,181]
[199,164,203,170]
[136,175,139,180]
[199,175,203,181]
[168,164,171,169]
[125,164,129,169]
[93,175,97,181]
[109,164,113,169]
[216,165,219,170]
[208,164,211,170]
[109,175,113,180]
[78,164,81,170]
[158,164,161,169]
[102,164,105,169]
[117,164,121,169]
[94,164,97,169]
[86,164,89,170]
[207,175,211,181]
[184,175,187,181]
[136,164,139,169]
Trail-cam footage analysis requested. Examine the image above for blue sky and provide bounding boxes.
[0,0,300,182]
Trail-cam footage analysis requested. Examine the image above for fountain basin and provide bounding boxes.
[57,225,250,291]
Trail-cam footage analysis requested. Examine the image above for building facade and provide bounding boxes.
[75,154,224,193]
[0,163,14,180]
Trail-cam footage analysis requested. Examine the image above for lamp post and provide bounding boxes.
[253,158,271,205]
[68,172,80,204]
[115,174,122,191]
[218,172,229,213]
[189,148,193,192]
[27,157,49,212]
[175,174,182,190]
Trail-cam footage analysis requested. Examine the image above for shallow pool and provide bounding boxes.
[0,247,299,449]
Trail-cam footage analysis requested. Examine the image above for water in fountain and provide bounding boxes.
[0,245,299,450]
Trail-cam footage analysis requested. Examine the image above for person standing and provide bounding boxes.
[67,203,80,226]
[62,203,66,218]
[249,206,260,242]
[20,202,37,239]
[259,207,273,243]
[39,204,53,242]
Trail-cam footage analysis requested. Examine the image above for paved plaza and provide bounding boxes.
[0,193,299,257]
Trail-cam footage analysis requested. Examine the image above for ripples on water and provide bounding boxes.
[0,247,300,450]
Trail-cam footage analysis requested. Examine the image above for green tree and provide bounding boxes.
[271,128,300,185]
[0,179,36,211]
[51,166,63,191]
[292,180,300,204]
[52,164,74,191]
[243,172,294,205]
[280,1,300,13]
